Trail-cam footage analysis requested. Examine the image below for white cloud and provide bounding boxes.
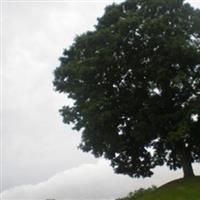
[3,159,198,200]
[1,160,130,200]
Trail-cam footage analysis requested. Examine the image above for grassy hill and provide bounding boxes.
[117,176,200,200]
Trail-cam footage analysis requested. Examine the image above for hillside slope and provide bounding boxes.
[118,176,200,200]
[138,176,200,200]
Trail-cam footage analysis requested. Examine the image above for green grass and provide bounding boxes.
[118,176,200,200]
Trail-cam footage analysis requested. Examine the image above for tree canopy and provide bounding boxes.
[53,0,200,178]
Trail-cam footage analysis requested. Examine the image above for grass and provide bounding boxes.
[117,176,200,200]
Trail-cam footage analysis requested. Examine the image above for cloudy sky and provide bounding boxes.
[1,0,200,200]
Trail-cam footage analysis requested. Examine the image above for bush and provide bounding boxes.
[116,186,157,200]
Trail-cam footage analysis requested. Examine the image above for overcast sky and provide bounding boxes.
[1,0,200,200]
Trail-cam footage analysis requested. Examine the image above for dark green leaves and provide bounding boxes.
[54,0,200,178]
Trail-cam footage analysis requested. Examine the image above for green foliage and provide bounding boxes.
[116,186,157,200]
[53,0,200,177]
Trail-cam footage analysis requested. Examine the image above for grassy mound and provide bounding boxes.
[117,176,200,200]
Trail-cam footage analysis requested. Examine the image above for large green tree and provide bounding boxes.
[53,0,200,178]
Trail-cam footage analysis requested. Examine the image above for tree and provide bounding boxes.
[53,0,200,178]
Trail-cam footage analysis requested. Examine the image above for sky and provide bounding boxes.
[1,0,200,200]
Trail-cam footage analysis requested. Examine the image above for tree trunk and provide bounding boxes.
[179,146,194,178]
